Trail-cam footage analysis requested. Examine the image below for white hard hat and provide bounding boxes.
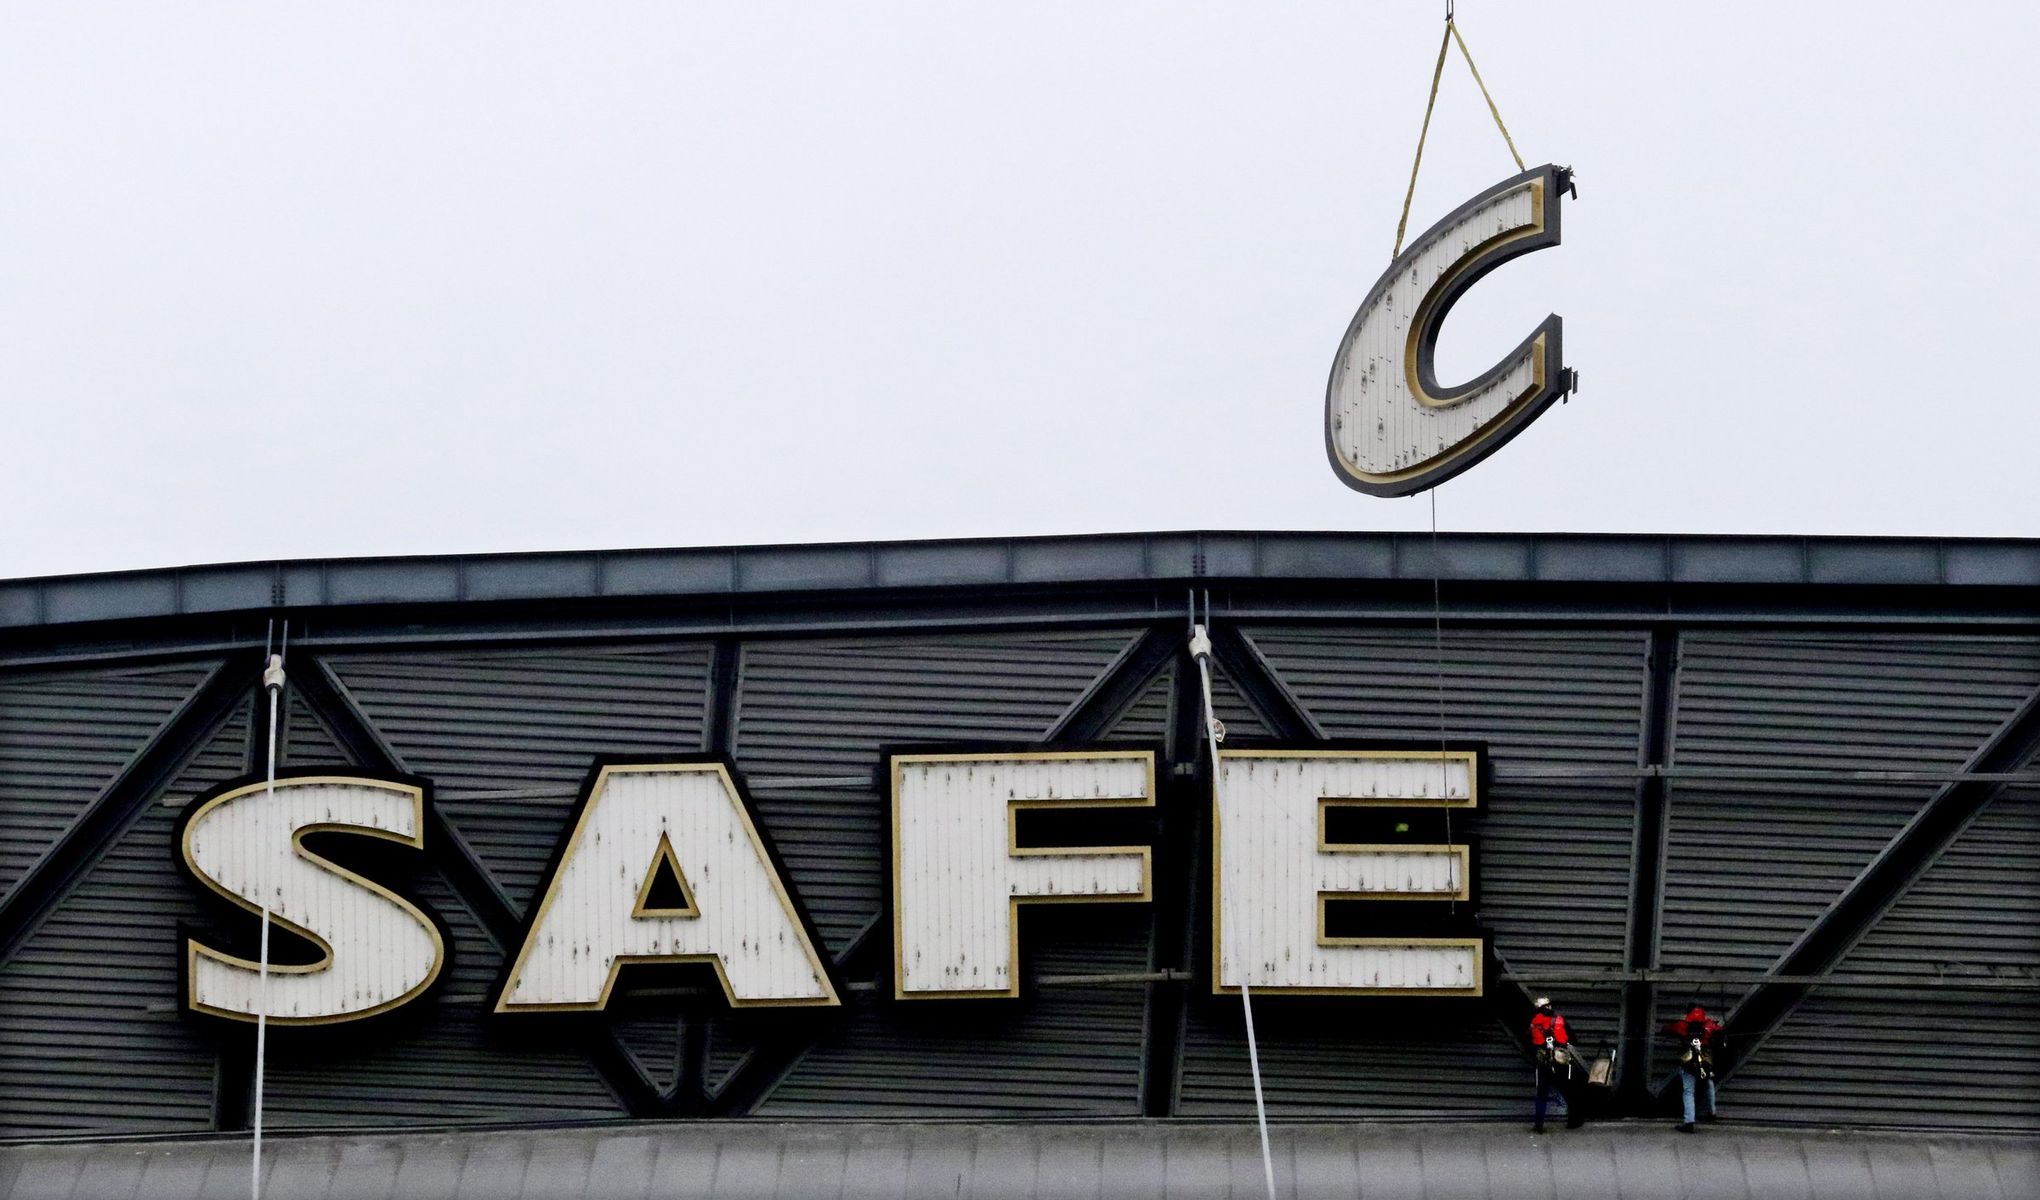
[1533,997,1552,1009]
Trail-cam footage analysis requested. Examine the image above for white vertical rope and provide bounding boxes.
[1190,608,1277,1200]
[252,641,286,1200]
[1430,490,1453,908]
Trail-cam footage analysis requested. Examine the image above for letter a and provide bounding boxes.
[495,762,838,1012]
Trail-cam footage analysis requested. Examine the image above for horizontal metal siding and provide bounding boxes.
[1104,667,1174,745]
[1176,1004,1529,1118]
[1241,628,1643,1050]
[0,693,247,1137]
[613,1013,682,1092]
[0,663,214,903]
[731,630,1137,956]
[1660,634,2040,979]
[323,645,713,911]
[757,908,1150,1117]
[1724,787,2040,1131]
[260,871,626,1128]
[278,688,348,766]
[1208,665,1272,740]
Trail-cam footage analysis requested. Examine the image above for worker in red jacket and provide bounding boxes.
[1662,1005,1723,1131]
[1528,997,1584,1132]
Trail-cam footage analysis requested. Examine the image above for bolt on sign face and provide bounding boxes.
[1326,163,1575,497]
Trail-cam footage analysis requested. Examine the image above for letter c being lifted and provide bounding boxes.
[1325,164,1577,498]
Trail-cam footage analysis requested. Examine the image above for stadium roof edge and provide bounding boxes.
[3,531,2038,632]
[3,1119,2032,1200]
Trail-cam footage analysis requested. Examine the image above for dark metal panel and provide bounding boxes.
[1672,539,1805,584]
[730,629,1138,954]
[756,912,1151,1118]
[461,555,601,602]
[39,575,177,625]
[324,561,463,607]
[257,871,627,1129]
[1256,535,1395,580]
[873,543,1011,589]
[1011,539,1149,584]
[1536,539,1667,583]
[0,663,213,902]
[7,533,2040,638]
[1174,1002,1530,1119]
[1660,633,2040,983]
[0,585,36,626]
[0,697,249,1137]
[1396,535,1535,582]
[735,546,871,592]
[1101,668,1174,745]
[1946,542,2040,587]
[176,566,275,615]
[1807,541,1941,586]
[599,549,738,596]
[277,689,348,767]
[1723,787,2040,1131]
[321,644,715,911]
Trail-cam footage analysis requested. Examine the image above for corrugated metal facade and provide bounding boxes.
[0,687,245,1137]
[1726,784,2040,1130]
[0,664,216,903]
[0,533,2035,1147]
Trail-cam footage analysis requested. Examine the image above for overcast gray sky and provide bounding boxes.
[3,2,2035,580]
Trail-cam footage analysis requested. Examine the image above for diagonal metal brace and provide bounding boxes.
[1702,681,2040,1087]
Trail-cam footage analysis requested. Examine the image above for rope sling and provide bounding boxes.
[1394,10,1530,259]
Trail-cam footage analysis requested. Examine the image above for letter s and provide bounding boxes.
[1326,163,1575,497]
[179,775,446,1025]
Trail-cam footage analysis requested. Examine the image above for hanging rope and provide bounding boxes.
[1430,492,1455,914]
[1392,11,1529,259]
[1449,20,1526,175]
[1190,596,1277,1200]
[251,624,287,1200]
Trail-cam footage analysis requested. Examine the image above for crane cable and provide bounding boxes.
[1393,9,1529,259]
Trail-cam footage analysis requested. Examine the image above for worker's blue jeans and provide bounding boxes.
[1681,1073,1716,1123]
[1534,1072,1566,1124]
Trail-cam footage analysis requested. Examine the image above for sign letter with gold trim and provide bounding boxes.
[1326,164,1575,497]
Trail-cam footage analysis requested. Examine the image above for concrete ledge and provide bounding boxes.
[2,1120,2033,1200]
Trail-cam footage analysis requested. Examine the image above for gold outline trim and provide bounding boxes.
[1211,749,1484,998]
[891,750,1156,1001]
[1334,176,1553,488]
[181,775,447,1027]
[630,830,702,919]
[492,762,841,1013]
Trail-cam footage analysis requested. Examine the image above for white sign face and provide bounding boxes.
[890,751,1154,999]
[494,763,838,1012]
[181,776,446,1025]
[1326,163,1574,497]
[1212,750,1481,996]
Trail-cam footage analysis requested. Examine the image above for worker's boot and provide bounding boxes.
[1531,1121,1545,1134]
[1674,1122,1695,1133]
